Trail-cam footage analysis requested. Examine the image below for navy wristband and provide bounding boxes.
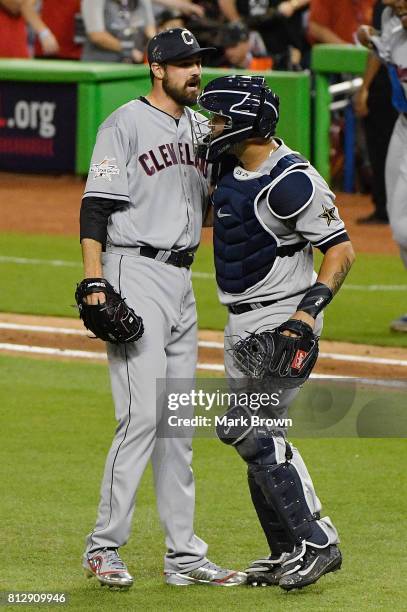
[297,282,333,318]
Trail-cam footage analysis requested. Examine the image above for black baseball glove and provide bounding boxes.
[232,319,319,388]
[75,278,144,344]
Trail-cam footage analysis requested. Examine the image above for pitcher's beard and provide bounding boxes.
[163,75,200,107]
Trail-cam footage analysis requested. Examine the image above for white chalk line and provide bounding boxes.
[0,344,356,375]
[0,255,405,291]
[1,343,405,388]
[0,343,106,360]
[0,322,87,336]
[0,255,81,268]
[320,352,407,367]
[1,322,406,368]
[199,339,407,367]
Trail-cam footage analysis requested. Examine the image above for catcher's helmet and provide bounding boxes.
[194,75,280,162]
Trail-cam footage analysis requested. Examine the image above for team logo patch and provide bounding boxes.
[291,349,308,371]
[90,157,120,181]
[318,204,338,226]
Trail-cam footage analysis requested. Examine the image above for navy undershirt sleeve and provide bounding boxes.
[80,196,125,245]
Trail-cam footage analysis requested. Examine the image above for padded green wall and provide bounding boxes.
[0,60,311,174]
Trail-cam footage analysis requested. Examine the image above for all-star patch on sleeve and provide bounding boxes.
[83,123,131,203]
[294,171,350,253]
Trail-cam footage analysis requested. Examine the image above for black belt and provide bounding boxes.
[228,288,306,315]
[139,246,195,269]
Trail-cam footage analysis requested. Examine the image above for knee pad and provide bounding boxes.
[216,403,284,464]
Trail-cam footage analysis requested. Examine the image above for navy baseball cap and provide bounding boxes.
[219,22,249,47]
[147,28,215,64]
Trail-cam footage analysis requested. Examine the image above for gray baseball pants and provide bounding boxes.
[85,251,208,573]
[224,292,339,547]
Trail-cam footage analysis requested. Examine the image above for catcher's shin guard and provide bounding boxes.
[217,405,292,554]
[249,461,312,546]
[217,406,298,551]
[249,459,327,547]
[248,469,293,555]
[216,405,327,548]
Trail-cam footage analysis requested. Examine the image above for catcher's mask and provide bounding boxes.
[192,75,280,162]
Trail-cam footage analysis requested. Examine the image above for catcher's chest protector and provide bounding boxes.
[213,154,307,294]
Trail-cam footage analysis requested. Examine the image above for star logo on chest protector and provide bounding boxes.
[318,204,338,226]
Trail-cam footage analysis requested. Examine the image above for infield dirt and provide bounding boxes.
[1,172,405,381]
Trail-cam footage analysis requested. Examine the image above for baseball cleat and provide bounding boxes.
[245,553,290,587]
[165,560,247,586]
[278,544,342,591]
[83,547,134,589]
[390,315,407,332]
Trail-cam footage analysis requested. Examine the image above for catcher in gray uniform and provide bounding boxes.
[77,29,246,589]
[193,75,355,590]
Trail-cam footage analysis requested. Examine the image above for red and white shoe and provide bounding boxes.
[83,548,134,589]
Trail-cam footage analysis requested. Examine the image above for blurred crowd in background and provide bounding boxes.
[0,0,398,225]
[0,0,376,70]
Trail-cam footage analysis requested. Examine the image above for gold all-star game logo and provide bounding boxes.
[90,157,120,181]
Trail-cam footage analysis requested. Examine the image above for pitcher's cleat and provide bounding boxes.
[390,314,407,332]
[166,560,247,586]
[279,544,342,591]
[245,553,291,586]
[83,547,134,589]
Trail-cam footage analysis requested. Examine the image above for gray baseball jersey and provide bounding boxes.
[84,98,210,250]
[371,13,407,268]
[216,140,347,306]
[83,98,210,572]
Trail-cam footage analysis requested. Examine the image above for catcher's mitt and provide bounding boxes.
[232,319,319,388]
[75,278,144,344]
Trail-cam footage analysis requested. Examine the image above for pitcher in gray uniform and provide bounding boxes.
[79,29,246,589]
[358,1,407,331]
[194,75,355,591]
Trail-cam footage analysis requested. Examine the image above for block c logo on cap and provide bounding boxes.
[181,29,195,45]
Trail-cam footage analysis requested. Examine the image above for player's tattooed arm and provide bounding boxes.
[330,256,354,294]
[289,241,355,334]
[317,241,356,296]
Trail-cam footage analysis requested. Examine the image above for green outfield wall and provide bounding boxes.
[0,59,310,174]
[311,45,369,182]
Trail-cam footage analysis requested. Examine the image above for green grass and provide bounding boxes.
[0,355,406,611]
[0,232,406,346]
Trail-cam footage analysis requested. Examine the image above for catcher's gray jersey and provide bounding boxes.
[216,140,348,306]
[214,141,341,551]
[84,98,210,250]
